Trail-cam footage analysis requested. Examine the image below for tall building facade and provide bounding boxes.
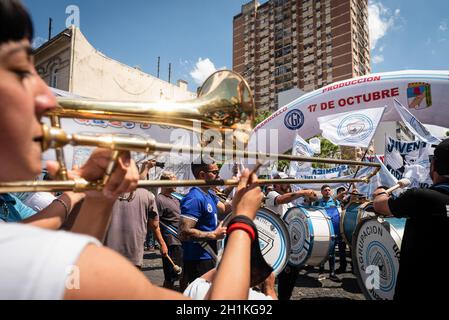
[233,0,370,112]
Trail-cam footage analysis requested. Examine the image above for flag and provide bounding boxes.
[393,98,441,144]
[317,107,386,147]
[384,135,433,189]
[354,155,399,198]
[288,133,314,177]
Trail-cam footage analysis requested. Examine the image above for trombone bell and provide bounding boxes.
[48,70,255,145]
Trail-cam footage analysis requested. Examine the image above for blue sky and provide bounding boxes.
[24,0,449,93]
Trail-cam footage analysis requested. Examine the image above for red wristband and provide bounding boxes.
[227,222,256,242]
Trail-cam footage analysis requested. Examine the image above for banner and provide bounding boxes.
[317,107,386,147]
[251,70,449,156]
[294,165,349,180]
[393,99,441,144]
[384,135,432,188]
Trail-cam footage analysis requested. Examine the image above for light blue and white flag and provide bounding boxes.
[317,107,386,147]
[288,133,314,177]
[393,99,441,144]
[355,155,399,198]
[384,135,432,189]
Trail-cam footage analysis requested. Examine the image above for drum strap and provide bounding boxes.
[159,221,218,260]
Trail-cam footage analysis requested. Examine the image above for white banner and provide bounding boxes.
[251,70,449,156]
[317,107,386,147]
[393,98,441,144]
[384,135,432,189]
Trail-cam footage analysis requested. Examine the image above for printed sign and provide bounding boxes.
[353,218,404,300]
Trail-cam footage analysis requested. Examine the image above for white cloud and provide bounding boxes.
[32,36,47,49]
[368,0,400,50]
[189,58,225,85]
[439,20,448,32]
[372,55,384,64]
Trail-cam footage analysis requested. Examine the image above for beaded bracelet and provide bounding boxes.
[53,198,69,222]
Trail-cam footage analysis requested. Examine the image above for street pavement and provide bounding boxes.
[141,249,366,300]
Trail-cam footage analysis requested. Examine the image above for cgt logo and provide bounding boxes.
[337,114,373,143]
[284,109,304,130]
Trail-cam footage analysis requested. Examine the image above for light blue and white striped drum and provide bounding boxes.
[218,208,291,276]
[340,201,376,246]
[283,206,336,267]
[352,216,405,300]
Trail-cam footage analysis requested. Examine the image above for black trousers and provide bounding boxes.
[277,265,301,300]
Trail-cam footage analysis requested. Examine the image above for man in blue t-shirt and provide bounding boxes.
[179,160,231,288]
[314,185,345,281]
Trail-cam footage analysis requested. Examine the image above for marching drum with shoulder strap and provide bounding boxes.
[218,207,291,276]
[352,216,405,300]
[283,206,336,267]
[340,201,376,246]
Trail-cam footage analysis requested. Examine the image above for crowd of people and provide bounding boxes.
[1,0,449,302]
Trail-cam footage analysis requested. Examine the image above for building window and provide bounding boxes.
[50,66,58,88]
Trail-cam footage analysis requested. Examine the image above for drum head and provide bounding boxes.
[219,208,290,276]
[352,217,404,300]
[282,206,312,267]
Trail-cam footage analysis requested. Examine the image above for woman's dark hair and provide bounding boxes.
[0,0,34,45]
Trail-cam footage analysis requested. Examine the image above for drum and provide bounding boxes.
[283,206,336,267]
[352,216,405,300]
[218,208,291,276]
[340,201,376,245]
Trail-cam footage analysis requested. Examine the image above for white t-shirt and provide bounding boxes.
[0,223,100,300]
[265,191,293,218]
[183,277,273,300]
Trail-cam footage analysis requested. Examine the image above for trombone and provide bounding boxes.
[0,70,381,193]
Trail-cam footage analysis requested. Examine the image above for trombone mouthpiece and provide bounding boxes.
[40,124,71,151]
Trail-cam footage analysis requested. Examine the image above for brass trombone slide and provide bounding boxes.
[0,177,375,193]
[0,125,381,193]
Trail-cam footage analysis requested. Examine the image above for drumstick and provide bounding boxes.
[165,254,182,275]
[385,178,411,194]
[247,160,263,186]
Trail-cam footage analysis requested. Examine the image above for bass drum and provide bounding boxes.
[283,206,336,267]
[352,216,405,300]
[340,201,376,246]
[218,208,291,276]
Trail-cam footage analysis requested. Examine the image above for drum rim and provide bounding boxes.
[351,216,403,300]
[283,206,312,267]
[220,207,291,276]
[257,208,291,274]
[341,201,372,246]
[283,205,336,267]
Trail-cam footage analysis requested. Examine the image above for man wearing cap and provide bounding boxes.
[265,172,317,218]
[373,138,449,301]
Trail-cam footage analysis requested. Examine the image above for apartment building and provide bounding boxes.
[233,0,371,112]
